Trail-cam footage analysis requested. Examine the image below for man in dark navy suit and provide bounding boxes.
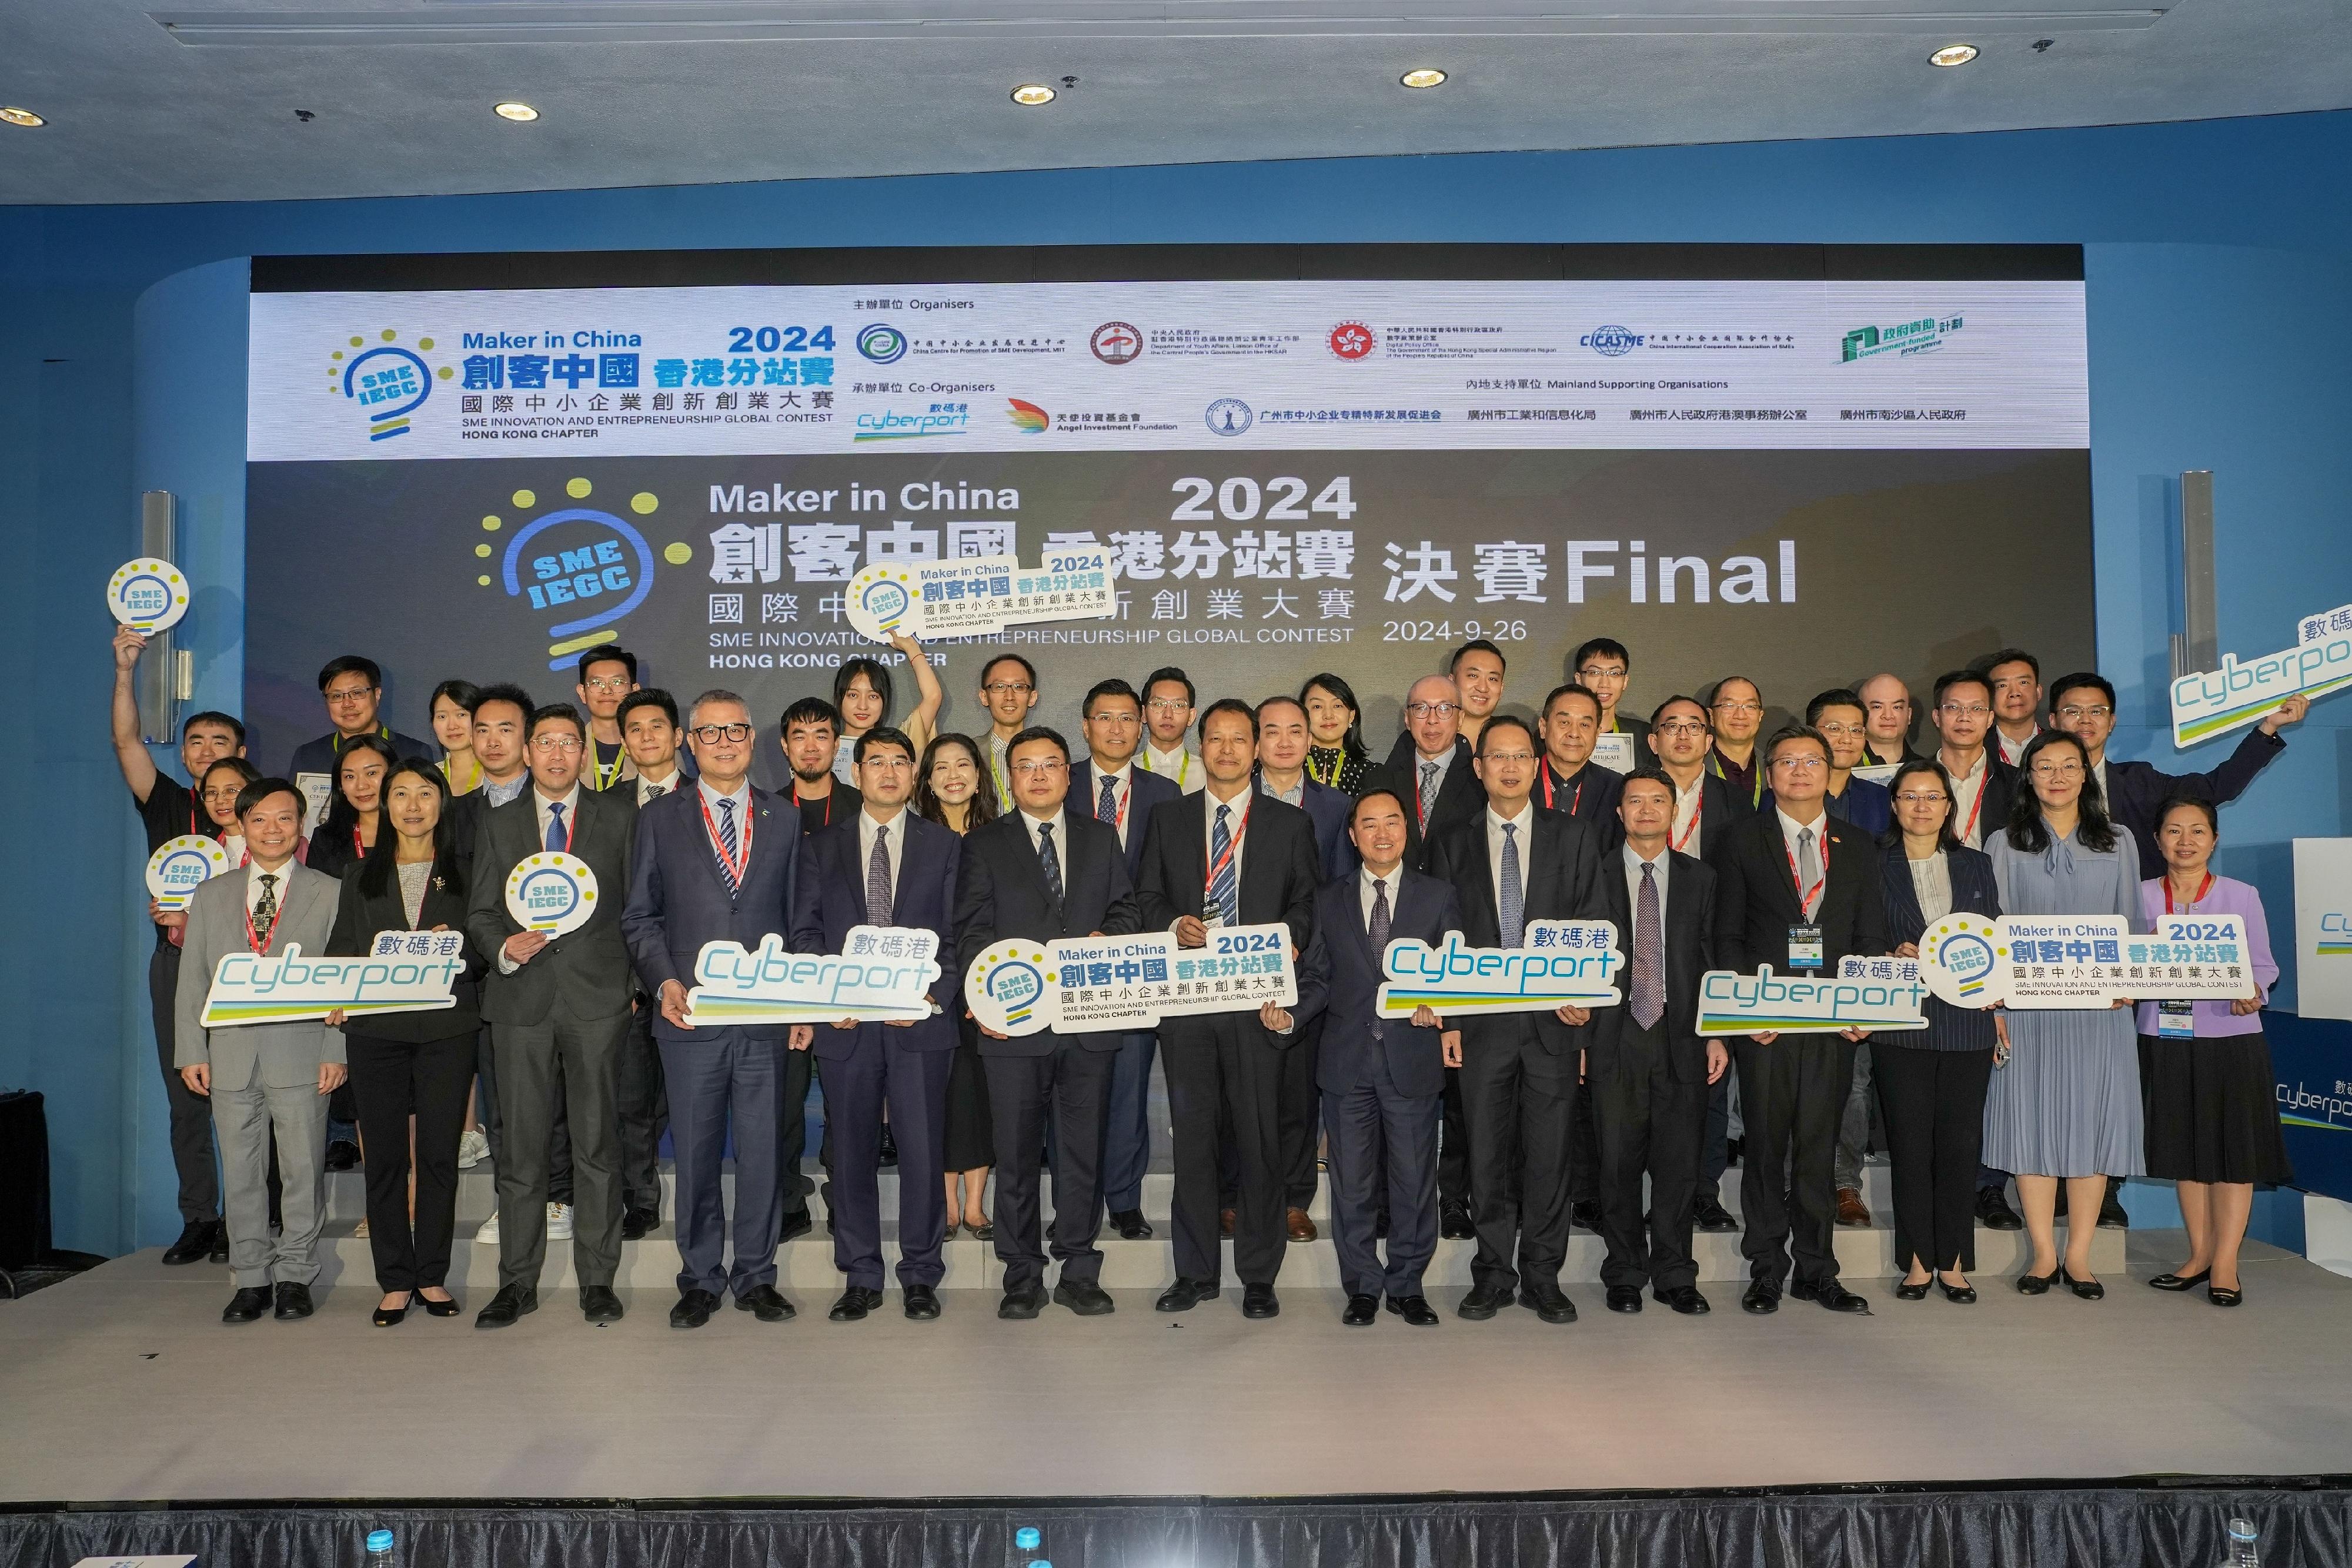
[790,726,963,1323]
[1069,677,1181,1241]
[953,725,1142,1319]
[619,690,801,1330]
[1535,683,1626,847]
[1291,786,1461,1327]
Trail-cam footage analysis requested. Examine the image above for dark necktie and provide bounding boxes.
[252,872,279,935]
[866,822,893,925]
[1097,773,1119,825]
[1498,821,1524,948]
[644,783,667,801]
[716,798,740,892]
[544,801,568,854]
[1209,803,1239,927]
[1418,761,1439,824]
[1632,860,1665,1030]
[1368,875,1392,1040]
[1036,821,1065,913]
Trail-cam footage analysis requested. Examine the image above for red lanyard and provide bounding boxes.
[352,825,367,861]
[1539,761,1583,816]
[1093,771,1130,833]
[243,876,288,955]
[791,787,833,828]
[1955,764,1989,844]
[1671,784,1702,854]
[2164,872,2213,914]
[702,791,755,884]
[1785,823,1829,917]
[1205,796,1250,898]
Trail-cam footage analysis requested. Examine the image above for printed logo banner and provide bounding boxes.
[1696,957,1930,1037]
[1918,912,2258,1009]
[1375,920,1623,1018]
[146,835,232,912]
[108,557,191,634]
[2170,601,2352,748]
[505,851,600,935]
[2295,838,2352,1022]
[200,934,466,1028]
[844,545,1112,643]
[965,923,1297,1037]
[683,927,941,1025]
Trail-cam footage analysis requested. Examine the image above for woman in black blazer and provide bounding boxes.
[1876,760,2005,1305]
[325,759,483,1325]
[306,733,399,880]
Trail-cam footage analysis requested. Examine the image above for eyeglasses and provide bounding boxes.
[983,681,1035,697]
[1087,711,1140,726]
[2056,704,2112,722]
[1770,754,1826,773]
[1653,720,1709,738]
[325,686,377,704]
[689,722,754,744]
[1815,721,1865,738]
[1145,698,1191,714]
[1576,664,1628,683]
[1712,700,1762,716]
[2030,761,2086,779]
[200,787,244,804]
[1010,759,1065,778]
[582,676,633,694]
[1480,750,1536,765]
[530,734,582,753]
[1938,703,1992,718]
[1406,701,1459,720]
[1894,791,1950,807]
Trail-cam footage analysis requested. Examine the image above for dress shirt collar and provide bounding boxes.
[482,770,530,807]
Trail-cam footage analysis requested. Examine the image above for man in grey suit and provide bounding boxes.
[466,702,639,1328]
[174,778,345,1323]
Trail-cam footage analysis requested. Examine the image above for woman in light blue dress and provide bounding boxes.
[1982,730,2148,1300]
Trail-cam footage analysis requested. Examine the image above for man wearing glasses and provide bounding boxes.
[1806,690,1891,837]
[286,654,432,805]
[1384,674,1484,871]
[467,702,639,1329]
[1137,666,1204,795]
[977,654,1044,811]
[573,646,642,794]
[1702,676,1769,815]
[1926,671,2014,852]
[1856,673,1924,768]
[1572,637,1649,755]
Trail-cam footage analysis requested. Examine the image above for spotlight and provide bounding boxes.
[1011,83,1057,105]
[1928,44,1978,66]
[1400,68,1448,89]
[0,106,45,128]
[493,101,540,121]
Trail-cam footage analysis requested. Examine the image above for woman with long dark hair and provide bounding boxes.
[832,634,944,784]
[1300,672,1374,795]
[323,758,482,1325]
[1982,730,2147,1300]
[1875,759,2003,1303]
[916,733,996,1241]
[430,679,483,797]
[308,733,399,880]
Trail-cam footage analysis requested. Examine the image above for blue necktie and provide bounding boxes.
[1098,773,1119,825]
[1035,821,1065,912]
[715,798,740,891]
[1498,820,1524,948]
[544,801,568,854]
[1209,803,1239,927]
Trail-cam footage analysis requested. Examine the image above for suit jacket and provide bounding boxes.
[1426,804,1611,1058]
[619,783,798,1044]
[1070,758,1182,883]
[789,810,961,1057]
[322,852,484,1042]
[1536,757,1625,849]
[1939,753,2019,851]
[1261,773,1361,884]
[1589,849,1717,1081]
[467,785,638,1026]
[1879,843,2001,1051]
[1134,788,1322,958]
[1825,775,1893,838]
[1292,868,1461,1098]
[1378,733,1484,870]
[2104,726,2284,878]
[1712,809,1888,980]
[1658,770,1747,865]
[287,727,433,784]
[953,808,1141,1057]
[173,861,344,1086]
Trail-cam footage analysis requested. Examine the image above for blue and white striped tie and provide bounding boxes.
[715,797,740,892]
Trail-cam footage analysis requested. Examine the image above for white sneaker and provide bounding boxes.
[457,1129,490,1169]
[546,1202,574,1240]
[475,1208,502,1245]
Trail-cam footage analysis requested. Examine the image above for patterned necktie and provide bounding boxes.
[1035,821,1065,912]
[252,872,279,935]
[866,821,893,925]
[1796,825,1822,918]
[544,801,568,854]
[1097,773,1119,825]
[1419,761,1439,824]
[1208,803,1239,927]
[1368,876,1392,1039]
[716,797,740,891]
[1498,820,1524,948]
[1633,860,1665,1030]
[644,783,667,801]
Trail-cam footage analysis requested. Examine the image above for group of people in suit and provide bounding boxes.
[118,620,2309,1327]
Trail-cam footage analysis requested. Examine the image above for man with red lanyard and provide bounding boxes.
[780,696,861,835]
[1928,670,2016,852]
[172,778,344,1323]
[1535,683,1625,848]
[113,623,249,1267]
[1070,677,1182,1241]
[1984,648,2045,768]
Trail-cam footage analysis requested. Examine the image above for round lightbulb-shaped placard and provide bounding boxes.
[108,558,191,633]
[146,834,233,912]
[505,851,600,937]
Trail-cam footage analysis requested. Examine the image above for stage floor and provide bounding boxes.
[5,1223,2348,1505]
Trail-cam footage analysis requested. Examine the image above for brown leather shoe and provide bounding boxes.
[1287,1206,1317,1242]
[1835,1188,1872,1228]
[1219,1208,1236,1237]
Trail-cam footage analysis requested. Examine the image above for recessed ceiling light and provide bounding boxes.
[493,101,540,122]
[1400,68,1448,89]
[1928,44,1979,66]
[0,106,45,128]
[1011,83,1056,106]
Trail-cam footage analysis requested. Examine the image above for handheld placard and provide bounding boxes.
[146,834,232,912]
[107,557,191,634]
[504,852,599,937]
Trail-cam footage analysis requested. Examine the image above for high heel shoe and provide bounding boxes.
[373,1293,413,1327]
[2058,1265,2104,1300]
[419,1293,460,1318]
[2207,1283,2244,1307]
[2016,1268,2056,1296]
[1937,1279,1978,1304]
[2149,1268,2211,1292]
[1893,1279,1931,1301]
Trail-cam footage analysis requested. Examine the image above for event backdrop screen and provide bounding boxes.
[245,246,2093,782]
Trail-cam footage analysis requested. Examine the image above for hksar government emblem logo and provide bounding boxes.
[1327,321,1376,360]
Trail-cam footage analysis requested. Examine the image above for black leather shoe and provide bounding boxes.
[1975,1185,2024,1231]
[1054,1279,1115,1316]
[1893,1279,1932,1301]
[1154,1277,1220,1312]
[324,1139,360,1172]
[1692,1196,1740,1233]
[1439,1202,1476,1241]
[1789,1278,1870,1313]
[581,1285,624,1322]
[998,1283,1048,1320]
[1937,1279,1978,1305]
[1456,1281,1512,1320]
[1342,1292,1379,1326]
[2207,1283,2244,1307]
[2059,1266,2104,1300]
[776,1208,814,1245]
[1656,1285,1710,1315]
[1740,1280,1781,1315]
[2098,1178,2129,1229]
[878,1125,898,1168]
[2016,1269,2055,1296]
[735,1284,795,1322]
[829,1285,885,1321]
[163,1219,214,1266]
[670,1288,720,1328]
[2149,1269,2211,1292]
[373,1293,412,1327]
[476,1283,539,1328]
[1240,1282,1279,1319]
[622,1208,659,1241]
[1570,1199,1604,1233]
[421,1293,461,1317]
[207,1222,230,1263]
[221,1286,270,1324]
[903,1284,941,1320]
[1108,1208,1154,1240]
[1386,1294,1441,1326]
[272,1282,314,1320]
[1520,1282,1578,1323]
[1605,1286,1643,1314]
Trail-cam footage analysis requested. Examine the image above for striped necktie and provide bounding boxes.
[715,798,740,892]
[1208,803,1239,927]
[1035,821,1064,912]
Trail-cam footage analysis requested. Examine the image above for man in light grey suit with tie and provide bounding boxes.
[175,777,345,1324]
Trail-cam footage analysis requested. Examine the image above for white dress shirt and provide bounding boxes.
[1777,805,1831,915]
[1140,743,1202,794]
[1484,801,1536,932]
[1085,760,1138,846]
[1623,840,1672,918]
[1358,863,1405,932]
[1943,748,1993,850]
[1197,784,1254,928]
[634,765,683,808]
[2092,755,2110,810]
[1670,774,1705,855]
[858,806,907,907]
[1017,807,1071,866]
[1907,850,1953,923]
[534,785,584,851]
[246,856,298,921]
[1412,743,1456,803]
[1996,724,2039,768]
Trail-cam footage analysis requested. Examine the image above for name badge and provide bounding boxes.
[1788,924,1824,971]
[2157,999,2197,1039]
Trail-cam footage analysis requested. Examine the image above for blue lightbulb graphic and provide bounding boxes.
[501,505,657,671]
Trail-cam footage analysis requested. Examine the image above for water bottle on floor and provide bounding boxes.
[366,1526,396,1564]
[2225,1517,2259,1568]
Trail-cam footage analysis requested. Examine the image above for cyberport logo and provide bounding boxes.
[1006,398,1049,434]
[1841,314,1965,362]
[482,476,669,673]
[2318,911,2352,959]
[326,329,455,441]
[853,404,972,442]
[1327,321,1377,361]
[1580,325,1644,357]
[856,322,910,365]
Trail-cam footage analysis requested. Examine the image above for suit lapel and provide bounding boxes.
[1523,811,1558,914]
[1461,819,1497,936]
